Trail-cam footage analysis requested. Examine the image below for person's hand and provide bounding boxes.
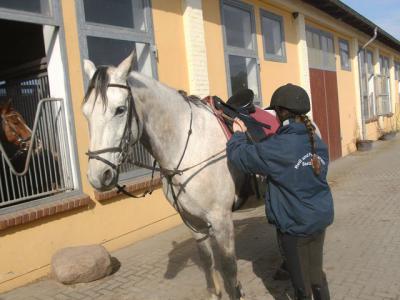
[233,118,247,133]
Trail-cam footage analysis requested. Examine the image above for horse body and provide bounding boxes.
[83,53,246,299]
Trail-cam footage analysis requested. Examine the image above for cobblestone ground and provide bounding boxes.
[1,136,400,300]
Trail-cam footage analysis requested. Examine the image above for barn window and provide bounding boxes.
[394,61,400,81]
[0,1,78,210]
[221,0,261,104]
[260,10,286,63]
[0,0,51,16]
[339,39,351,71]
[358,49,377,120]
[77,0,157,181]
[376,55,391,115]
[306,26,336,72]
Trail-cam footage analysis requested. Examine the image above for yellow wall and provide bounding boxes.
[0,0,187,293]
[334,34,358,155]
[202,0,229,100]
[203,0,301,106]
[152,0,190,91]
[254,1,301,106]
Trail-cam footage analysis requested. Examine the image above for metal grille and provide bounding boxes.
[0,98,74,206]
[0,74,74,207]
[119,143,154,180]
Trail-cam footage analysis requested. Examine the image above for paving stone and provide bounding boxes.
[1,137,400,299]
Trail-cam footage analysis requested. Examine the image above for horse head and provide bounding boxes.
[0,99,32,159]
[82,52,141,191]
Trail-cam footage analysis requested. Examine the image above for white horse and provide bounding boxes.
[82,52,249,300]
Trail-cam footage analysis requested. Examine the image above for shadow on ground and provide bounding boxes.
[164,215,293,299]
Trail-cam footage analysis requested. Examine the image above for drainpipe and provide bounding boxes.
[358,27,378,140]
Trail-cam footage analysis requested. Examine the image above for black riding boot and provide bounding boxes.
[311,283,330,300]
[294,288,312,300]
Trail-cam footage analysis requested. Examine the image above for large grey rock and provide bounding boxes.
[51,244,113,284]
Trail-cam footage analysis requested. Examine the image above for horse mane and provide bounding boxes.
[83,66,208,111]
[177,90,206,107]
[83,66,110,110]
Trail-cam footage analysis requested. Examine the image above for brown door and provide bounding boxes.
[306,26,342,161]
[309,69,342,160]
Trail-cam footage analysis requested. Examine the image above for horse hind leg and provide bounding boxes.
[211,217,245,300]
[193,231,222,300]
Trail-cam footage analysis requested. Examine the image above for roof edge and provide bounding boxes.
[302,0,400,54]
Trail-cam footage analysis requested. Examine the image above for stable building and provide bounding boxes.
[0,0,399,292]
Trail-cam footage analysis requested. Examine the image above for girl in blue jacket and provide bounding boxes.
[227,84,334,300]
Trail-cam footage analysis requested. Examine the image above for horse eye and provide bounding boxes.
[115,106,127,116]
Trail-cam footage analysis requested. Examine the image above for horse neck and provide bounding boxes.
[130,73,210,170]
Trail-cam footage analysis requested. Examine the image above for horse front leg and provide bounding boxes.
[192,231,222,300]
[211,216,245,300]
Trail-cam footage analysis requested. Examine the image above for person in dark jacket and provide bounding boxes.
[227,83,334,300]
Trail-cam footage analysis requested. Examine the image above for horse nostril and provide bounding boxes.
[102,169,115,186]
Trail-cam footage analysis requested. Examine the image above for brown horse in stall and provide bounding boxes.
[0,99,60,202]
[0,99,32,172]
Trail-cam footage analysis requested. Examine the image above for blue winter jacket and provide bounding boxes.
[227,120,334,236]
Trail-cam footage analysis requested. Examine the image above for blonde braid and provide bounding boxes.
[300,115,321,176]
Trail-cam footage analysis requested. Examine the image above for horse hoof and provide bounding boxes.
[207,294,221,300]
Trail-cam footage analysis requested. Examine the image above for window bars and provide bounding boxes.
[0,75,74,207]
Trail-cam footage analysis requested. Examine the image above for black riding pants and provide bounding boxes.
[277,230,330,300]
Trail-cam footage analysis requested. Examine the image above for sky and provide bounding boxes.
[341,0,400,40]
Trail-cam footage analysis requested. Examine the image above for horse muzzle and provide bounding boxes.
[87,165,118,191]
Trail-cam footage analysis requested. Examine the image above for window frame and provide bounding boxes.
[76,0,158,181]
[395,61,400,81]
[0,0,84,211]
[0,0,58,25]
[305,25,336,72]
[76,0,157,81]
[376,55,391,115]
[359,48,377,120]
[220,0,262,104]
[338,38,351,71]
[260,9,286,63]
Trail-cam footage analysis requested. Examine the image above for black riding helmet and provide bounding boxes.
[266,84,310,115]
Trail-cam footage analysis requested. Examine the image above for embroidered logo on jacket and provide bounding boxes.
[294,153,326,169]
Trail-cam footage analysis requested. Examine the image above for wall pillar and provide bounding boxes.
[293,13,312,116]
[351,38,362,140]
[181,0,210,97]
[389,55,397,114]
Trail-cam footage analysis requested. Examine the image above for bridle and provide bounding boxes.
[85,83,137,171]
[85,82,217,179]
[1,111,32,160]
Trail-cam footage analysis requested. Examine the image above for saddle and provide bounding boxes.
[203,90,280,211]
[205,90,280,142]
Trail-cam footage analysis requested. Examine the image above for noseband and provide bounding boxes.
[86,83,137,170]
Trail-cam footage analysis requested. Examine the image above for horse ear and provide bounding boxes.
[0,99,12,115]
[83,59,96,80]
[115,51,136,80]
